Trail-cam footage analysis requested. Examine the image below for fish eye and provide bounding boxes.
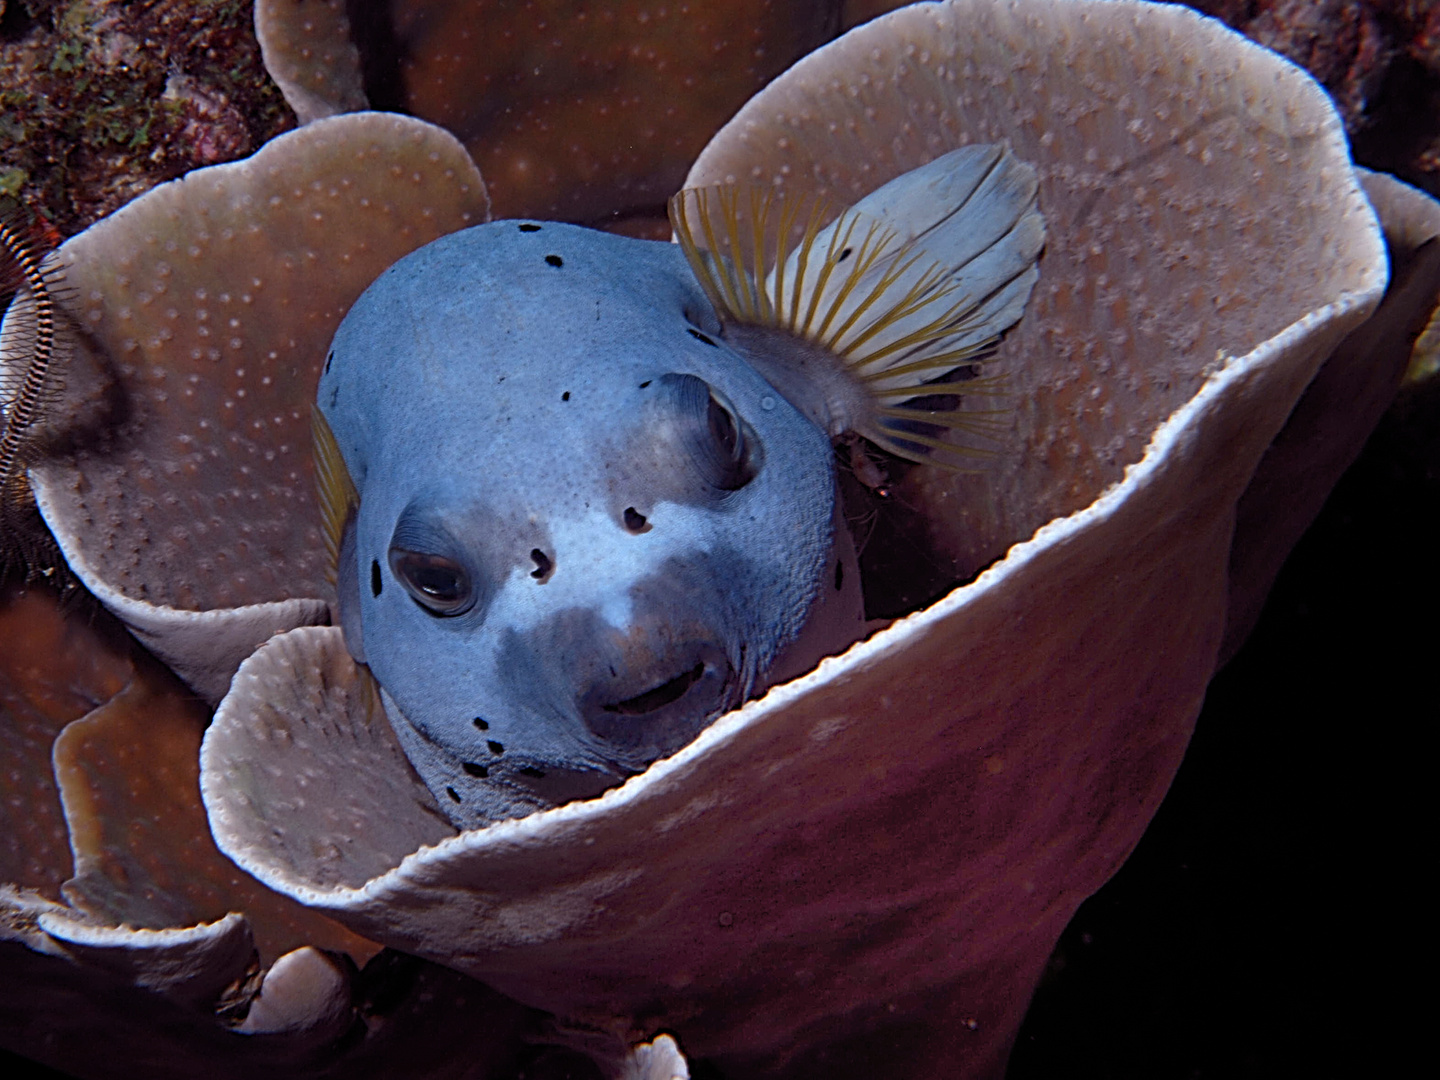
[657,373,755,491]
[707,393,741,464]
[698,387,753,490]
[388,548,474,616]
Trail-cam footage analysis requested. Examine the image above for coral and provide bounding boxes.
[0,582,132,899]
[192,3,1396,1076]
[365,0,842,226]
[253,0,366,125]
[20,112,489,702]
[0,583,375,963]
[1187,0,1440,196]
[843,1,1440,196]
[52,669,378,963]
[0,0,293,238]
[0,1,1437,1077]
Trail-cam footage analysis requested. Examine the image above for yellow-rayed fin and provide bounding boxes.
[669,145,1045,469]
[312,405,358,585]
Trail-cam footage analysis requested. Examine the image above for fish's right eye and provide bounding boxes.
[389,548,474,616]
[658,373,756,492]
[707,393,743,469]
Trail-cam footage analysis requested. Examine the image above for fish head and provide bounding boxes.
[317,222,859,824]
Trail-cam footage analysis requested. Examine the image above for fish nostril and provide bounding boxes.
[462,761,488,777]
[623,507,649,533]
[487,740,504,755]
[530,548,553,580]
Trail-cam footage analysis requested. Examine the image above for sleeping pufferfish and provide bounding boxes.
[313,144,1046,828]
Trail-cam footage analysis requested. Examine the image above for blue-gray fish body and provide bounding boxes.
[320,223,863,826]
[319,145,1045,828]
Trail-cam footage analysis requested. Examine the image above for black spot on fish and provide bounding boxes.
[623,507,648,533]
[835,560,844,591]
[487,740,505,755]
[687,328,718,347]
[446,786,461,802]
[561,391,570,401]
[638,380,651,389]
[837,247,853,263]
[462,761,488,778]
[530,548,553,580]
[324,350,334,374]
[473,717,489,730]
[545,254,563,267]
[371,560,382,597]
[519,766,546,779]
[518,223,542,232]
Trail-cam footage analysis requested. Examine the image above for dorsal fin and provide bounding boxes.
[668,145,1045,468]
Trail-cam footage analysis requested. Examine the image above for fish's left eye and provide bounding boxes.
[389,548,474,616]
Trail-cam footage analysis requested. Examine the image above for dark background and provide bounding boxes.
[1007,377,1433,1078]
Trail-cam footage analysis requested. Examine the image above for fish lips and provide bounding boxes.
[488,599,748,775]
[376,572,755,823]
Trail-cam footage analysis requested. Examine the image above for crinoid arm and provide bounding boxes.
[1,210,72,570]
[669,145,1045,469]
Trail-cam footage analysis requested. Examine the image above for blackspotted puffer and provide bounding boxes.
[315,145,1045,827]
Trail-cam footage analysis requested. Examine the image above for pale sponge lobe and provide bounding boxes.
[385,0,837,222]
[34,910,254,1009]
[0,584,134,900]
[196,4,1387,1073]
[686,0,1386,575]
[236,945,353,1041]
[624,1034,691,1080]
[5,113,489,699]
[50,669,379,966]
[202,626,456,896]
[255,0,369,124]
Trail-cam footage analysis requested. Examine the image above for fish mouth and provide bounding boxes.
[580,647,739,764]
[601,659,708,717]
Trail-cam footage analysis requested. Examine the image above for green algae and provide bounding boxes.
[0,0,293,239]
